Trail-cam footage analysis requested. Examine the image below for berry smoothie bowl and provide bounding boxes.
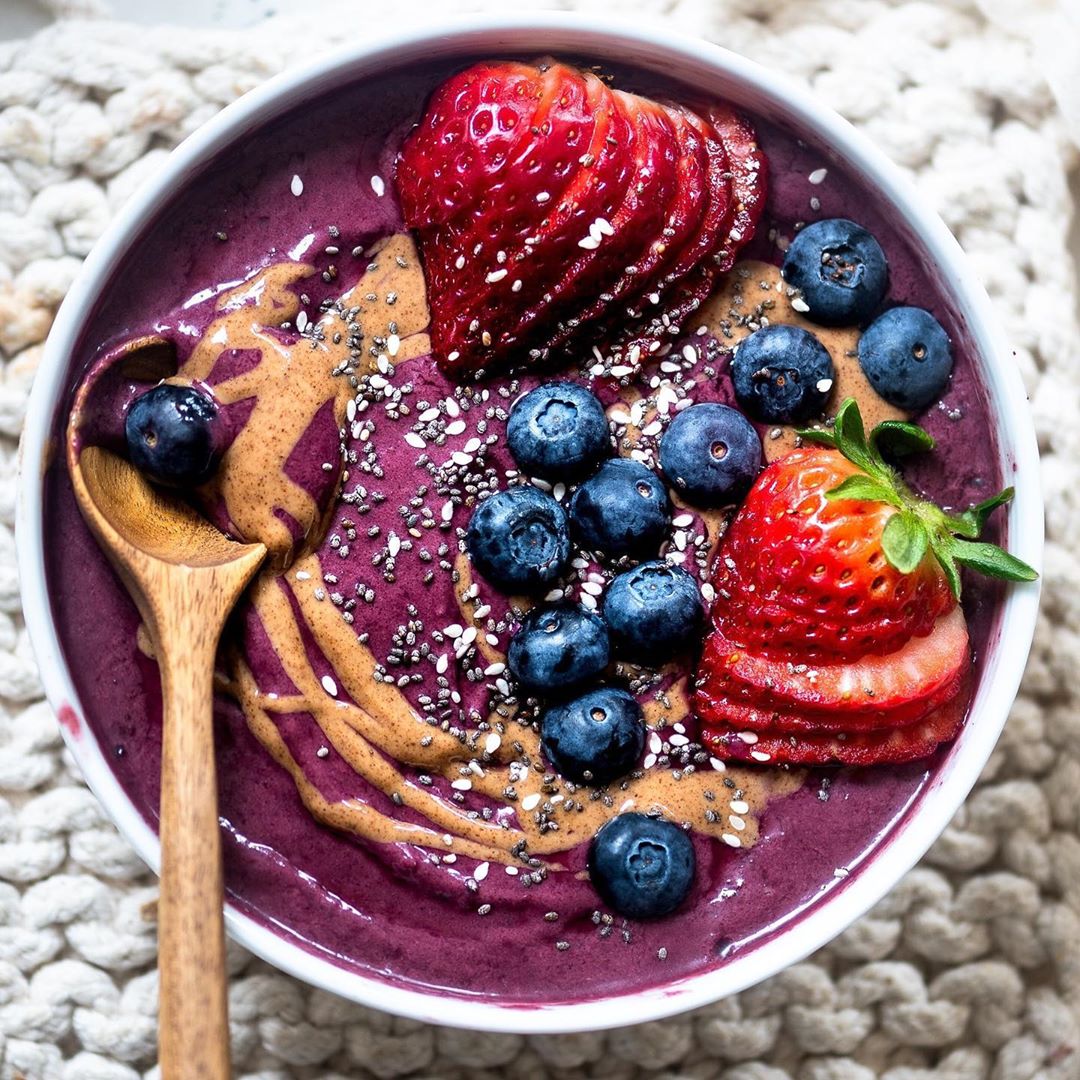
[17,15,1041,1032]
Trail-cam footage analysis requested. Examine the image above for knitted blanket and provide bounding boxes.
[1,2,1078,1077]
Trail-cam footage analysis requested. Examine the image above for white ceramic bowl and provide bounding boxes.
[17,12,1042,1034]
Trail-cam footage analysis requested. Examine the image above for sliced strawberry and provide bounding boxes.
[398,61,543,228]
[695,659,967,734]
[699,608,969,718]
[701,676,971,766]
[400,61,605,374]
[646,105,768,336]
[458,71,636,367]
[544,100,711,352]
[506,89,681,358]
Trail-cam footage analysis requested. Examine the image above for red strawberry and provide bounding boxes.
[395,61,764,377]
[695,609,969,732]
[634,105,768,342]
[711,448,955,661]
[692,399,1036,767]
[701,675,972,766]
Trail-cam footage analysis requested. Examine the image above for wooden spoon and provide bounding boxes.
[67,340,266,1080]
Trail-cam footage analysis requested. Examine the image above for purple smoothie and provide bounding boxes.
[44,56,1006,1003]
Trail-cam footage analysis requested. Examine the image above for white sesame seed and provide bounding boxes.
[370,175,386,196]
[673,530,688,551]
[553,483,566,502]
[738,731,759,744]
[791,295,811,313]
[404,432,426,449]
[443,853,457,863]
[682,344,698,363]
[473,604,491,620]
[722,833,742,848]
[486,634,499,646]
[751,750,772,762]
[580,592,598,610]
[536,191,551,203]
[321,675,338,697]
[544,588,564,602]
[512,279,523,292]
[447,351,460,363]
[643,752,658,769]
[485,733,502,754]
[669,734,690,747]
[484,663,506,676]
[451,451,473,466]
[808,167,828,185]
[295,311,309,334]
[440,501,454,523]
[290,174,304,196]
[710,757,727,772]
[463,437,482,454]
[451,778,473,791]
[444,624,463,638]
[295,570,311,581]
[468,760,485,777]
[445,419,467,436]
[581,581,603,597]
[609,407,631,425]
[642,421,663,437]
[521,793,541,811]
[816,378,834,393]
[701,583,716,603]
[595,217,614,236]
[578,235,601,250]
[495,677,511,696]
[387,533,401,557]
[505,865,519,876]
[673,513,693,528]
[443,835,454,847]
[436,654,449,674]
[444,398,461,418]
[460,627,478,646]
[419,407,440,422]
[474,862,489,881]
[387,334,401,357]
[649,732,663,754]
[530,477,553,491]
[316,745,329,759]
[486,268,509,283]
[730,799,750,815]
[729,815,746,831]
[455,254,466,270]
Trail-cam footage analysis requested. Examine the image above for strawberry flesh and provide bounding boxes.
[701,676,971,767]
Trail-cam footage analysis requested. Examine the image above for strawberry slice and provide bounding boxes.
[397,60,542,227]
[543,100,712,353]
[701,676,971,766]
[695,657,967,734]
[506,89,681,358]
[700,608,969,718]
[400,61,604,374]
[640,105,768,338]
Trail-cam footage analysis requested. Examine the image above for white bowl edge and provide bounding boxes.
[15,11,1043,1034]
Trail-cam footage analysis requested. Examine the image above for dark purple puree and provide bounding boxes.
[43,59,1006,1003]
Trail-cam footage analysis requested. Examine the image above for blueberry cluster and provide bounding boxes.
[730,218,953,423]
[468,383,766,917]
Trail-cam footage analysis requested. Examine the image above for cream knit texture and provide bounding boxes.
[0,1,1078,1077]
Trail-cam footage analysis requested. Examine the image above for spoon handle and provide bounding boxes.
[157,613,231,1080]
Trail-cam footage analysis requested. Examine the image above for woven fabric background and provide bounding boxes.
[0,1,1078,1077]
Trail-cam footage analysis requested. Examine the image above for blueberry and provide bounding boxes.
[781,218,889,325]
[466,486,570,593]
[588,813,695,919]
[568,458,670,558]
[730,324,834,424]
[541,686,644,785]
[507,382,609,481]
[659,403,762,507]
[858,306,953,411]
[125,383,222,488]
[507,604,610,694]
[603,561,703,664]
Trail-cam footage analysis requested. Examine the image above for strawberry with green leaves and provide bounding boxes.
[695,398,1036,766]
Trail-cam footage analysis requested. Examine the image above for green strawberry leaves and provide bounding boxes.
[797,398,1037,598]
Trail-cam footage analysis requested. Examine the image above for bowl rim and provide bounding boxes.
[16,11,1043,1034]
